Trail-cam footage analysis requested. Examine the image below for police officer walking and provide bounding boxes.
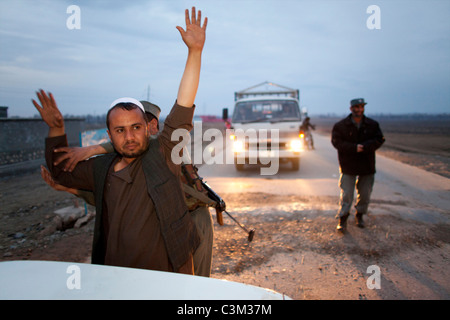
[331,98,385,231]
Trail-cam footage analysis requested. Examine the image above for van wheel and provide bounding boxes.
[291,158,300,171]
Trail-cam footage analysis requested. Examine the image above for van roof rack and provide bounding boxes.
[235,81,299,101]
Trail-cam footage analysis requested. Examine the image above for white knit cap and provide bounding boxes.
[109,97,145,112]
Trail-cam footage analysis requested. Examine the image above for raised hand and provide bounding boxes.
[32,89,65,137]
[40,165,77,195]
[175,7,207,107]
[53,145,106,172]
[176,7,207,52]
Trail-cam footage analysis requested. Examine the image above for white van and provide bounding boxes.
[225,82,303,171]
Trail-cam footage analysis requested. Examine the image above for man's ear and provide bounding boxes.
[148,118,159,135]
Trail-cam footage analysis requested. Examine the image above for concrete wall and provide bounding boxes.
[0,118,85,166]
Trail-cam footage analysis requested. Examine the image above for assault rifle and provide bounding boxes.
[201,180,255,242]
[181,164,255,242]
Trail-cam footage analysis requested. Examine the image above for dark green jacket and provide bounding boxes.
[90,138,199,271]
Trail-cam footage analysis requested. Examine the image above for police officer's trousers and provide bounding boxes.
[337,173,375,218]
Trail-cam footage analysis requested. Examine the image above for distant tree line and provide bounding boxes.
[313,113,450,122]
[370,113,450,121]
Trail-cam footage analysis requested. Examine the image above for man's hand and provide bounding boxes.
[176,7,207,53]
[53,145,106,172]
[40,165,77,195]
[357,144,364,152]
[32,89,65,137]
[175,7,207,107]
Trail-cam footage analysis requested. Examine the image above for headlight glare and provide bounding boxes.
[290,139,302,152]
[233,140,245,153]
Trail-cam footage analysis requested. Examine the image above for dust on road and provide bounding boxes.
[211,192,450,300]
[1,122,450,299]
[2,172,449,299]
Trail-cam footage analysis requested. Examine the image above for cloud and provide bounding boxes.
[0,0,449,117]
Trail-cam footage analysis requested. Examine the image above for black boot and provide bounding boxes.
[356,213,365,228]
[336,214,349,232]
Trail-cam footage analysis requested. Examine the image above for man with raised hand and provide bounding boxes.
[33,7,207,274]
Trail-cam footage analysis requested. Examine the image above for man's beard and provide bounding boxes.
[115,139,149,159]
[121,148,147,158]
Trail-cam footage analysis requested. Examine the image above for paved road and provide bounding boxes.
[194,132,450,222]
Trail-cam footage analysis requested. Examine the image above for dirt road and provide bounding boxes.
[204,133,450,299]
[1,125,449,300]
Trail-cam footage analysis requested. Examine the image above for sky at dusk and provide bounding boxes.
[1,0,449,118]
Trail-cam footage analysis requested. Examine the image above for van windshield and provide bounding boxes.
[232,100,301,123]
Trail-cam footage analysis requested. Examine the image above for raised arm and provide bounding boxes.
[32,89,65,137]
[175,7,207,108]
[32,89,95,191]
[53,143,112,172]
[41,165,96,205]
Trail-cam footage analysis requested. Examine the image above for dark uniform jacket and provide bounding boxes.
[331,114,385,175]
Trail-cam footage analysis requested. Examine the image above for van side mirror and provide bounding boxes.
[222,108,228,121]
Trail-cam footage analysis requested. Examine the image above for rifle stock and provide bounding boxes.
[216,209,224,226]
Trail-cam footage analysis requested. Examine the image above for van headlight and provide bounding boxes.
[289,139,303,152]
[233,140,245,153]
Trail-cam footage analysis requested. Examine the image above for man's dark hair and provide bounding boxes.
[106,103,147,129]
